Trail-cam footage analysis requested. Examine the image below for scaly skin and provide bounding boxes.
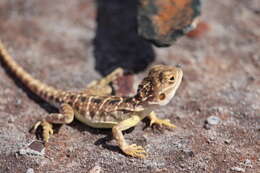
[0,40,183,158]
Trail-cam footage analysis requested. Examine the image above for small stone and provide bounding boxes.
[8,116,15,123]
[244,159,253,168]
[230,167,245,172]
[18,149,26,155]
[206,116,221,125]
[180,163,185,168]
[15,99,22,105]
[18,141,45,156]
[224,139,232,144]
[28,141,45,153]
[209,136,216,141]
[244,159,251,165]
[88,165,101,173]
[204,123,211,130]
[26,168,34,173]
[176,143,182,149]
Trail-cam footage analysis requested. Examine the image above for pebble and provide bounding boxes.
[244,159,251,165]
[224,139,232,144]
[26,168,34,173]
[8,116,15,123]
[244,159,253,168]
[206,116,221,125]
[88,165,101,173]
[18,141,45,156]
[230,167,245,172]
[204,123,211,130]
[15,99,22,105]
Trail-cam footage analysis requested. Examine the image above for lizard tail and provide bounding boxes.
[0,40,63,102]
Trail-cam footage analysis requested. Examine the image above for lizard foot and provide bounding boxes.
[31,120,53,142]
[150,118,177,129]
[122,144,147,158]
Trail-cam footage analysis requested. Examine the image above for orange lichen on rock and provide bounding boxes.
[138,0,201,46]
[153,0,194,36]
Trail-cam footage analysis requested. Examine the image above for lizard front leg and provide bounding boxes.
[84,67,124,96]
[112,115,147,158]
[148,111,177,128]
[31,103,74,142]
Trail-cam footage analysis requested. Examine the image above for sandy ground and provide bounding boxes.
[0,0,259,172]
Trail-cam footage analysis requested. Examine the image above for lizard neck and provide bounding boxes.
[131,93,151,107]
[132,81,154,106]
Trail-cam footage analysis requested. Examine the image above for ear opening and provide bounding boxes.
[159,93,166,100]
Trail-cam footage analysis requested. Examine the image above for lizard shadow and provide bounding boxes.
[69,119,135,153]
[93,0,155,76]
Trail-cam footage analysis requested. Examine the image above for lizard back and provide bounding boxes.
[59,92,144,127]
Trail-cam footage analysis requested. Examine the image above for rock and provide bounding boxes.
[88,165,102,173]
[244,159,253,168]
[206,116,221,125]
[7,116,15,123]
[204,116,221,129]
[230,167,245,172]
[204,123,211,130]
[224,139,232,144]
[18,141,45,156]
[244,159,251,165]
[26,168,34,173]
[138,0,201,47]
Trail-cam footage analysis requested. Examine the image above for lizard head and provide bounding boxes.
[135,65,183,106]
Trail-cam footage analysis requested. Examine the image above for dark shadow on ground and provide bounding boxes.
[94,0,155,76]
[70,119,135,154]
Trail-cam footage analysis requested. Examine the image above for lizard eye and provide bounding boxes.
[159,93,166,100]
[170,76,175,81]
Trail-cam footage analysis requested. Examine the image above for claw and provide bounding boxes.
[31,120,53,142]
[150,118,177,129]
[31,121,42,133]
[122,144,148,158]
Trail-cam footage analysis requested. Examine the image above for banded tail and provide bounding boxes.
[0,40,63,101]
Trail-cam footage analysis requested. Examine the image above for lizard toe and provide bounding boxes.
[31,120,53,142]
[122,144,148,159]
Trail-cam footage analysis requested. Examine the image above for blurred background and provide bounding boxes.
[0,0,259,172]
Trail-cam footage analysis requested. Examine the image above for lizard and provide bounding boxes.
[0,40,183,158]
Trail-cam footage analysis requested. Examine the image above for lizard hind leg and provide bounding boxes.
[84,67,124,96]
[31,103,74,142]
